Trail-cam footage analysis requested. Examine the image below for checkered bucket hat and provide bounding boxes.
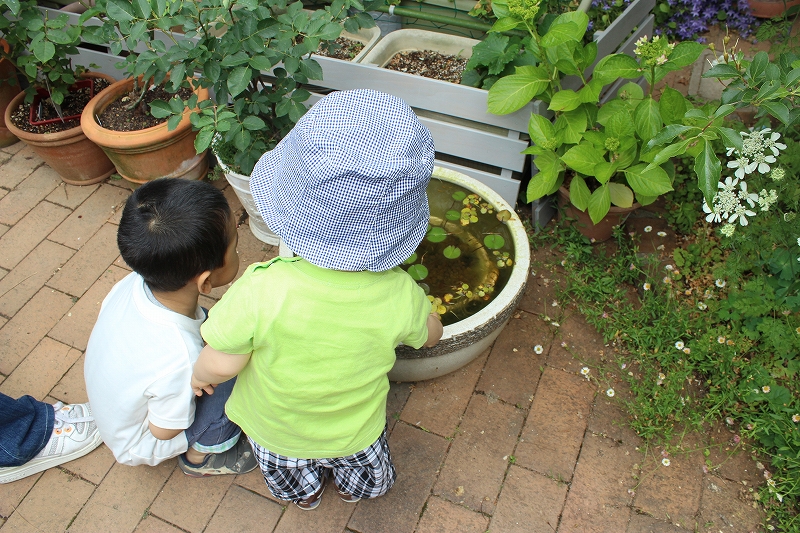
[250,89,435,272]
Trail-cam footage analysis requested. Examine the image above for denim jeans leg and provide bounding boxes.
[184,377,241,454]
[0,394,54,467]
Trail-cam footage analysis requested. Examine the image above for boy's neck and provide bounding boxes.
[150,284,201,319]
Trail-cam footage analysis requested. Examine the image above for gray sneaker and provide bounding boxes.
[178,437,257,477]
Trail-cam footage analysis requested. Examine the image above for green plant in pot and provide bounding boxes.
[0,0,116,184]
[82,0,375,177]
[483,10,704,235]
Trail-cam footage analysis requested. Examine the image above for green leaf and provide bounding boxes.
[527,150,561,201]
[608,182,634,207]
[31,40,55,63]
[133,0,151,19]
[528,114,556,147]
[149,100,172,118]
[659,86,689,125]
[761,101,791,125]
[624,163,673,197]
[695,139,721,206]
[604,111,635,139]
[541,22,581,48]
[241,116,266,130]
[552,11,589,36]
[443,245,462,259]
[107,0,136,22]
[665,41,705,69]
[592,53,640,84]
[195,126,215,153]
[445,210,460,221]
[593,161,618,184]
[484,234,505,249]
[569,175,590,211]
[714,126,743,153]
[634,97,662,144]
[489,17,520,32]
[554,108,587,144]
[487,66,549,115]
[646,124,695,149]
[407,264,428,281]
[549,89,582,112]
[578,78,604,104]
[702,63,740,79]
[427,227,447,243]
[616,81,644,101]
[587,186,611,224]
[227,66,251,97]
[647,139,691,168]
[466,33,519,76]
[747,51,769,81]
[404,253,418,264]
[561,142,605,175]
[167,114,182,131]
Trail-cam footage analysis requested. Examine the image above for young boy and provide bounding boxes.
[191,89,443,509]
[84,179,256,476]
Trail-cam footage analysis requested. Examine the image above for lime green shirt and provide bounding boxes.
[201,257,431,458]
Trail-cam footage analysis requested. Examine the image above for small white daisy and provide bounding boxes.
[675,341,685,350]
[662,458,671,467]
[534,345,544,354]
[644,225,652,233]
[698,302,707,310]
[762,385,771,393]
[657,231,667,237]
[792,414,800,423]
[606,388,615,397]
[581,367,590,376]
[715,279,726,288]
[643,283,651,291]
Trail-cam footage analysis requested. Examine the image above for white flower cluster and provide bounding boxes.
[703,129,787,237]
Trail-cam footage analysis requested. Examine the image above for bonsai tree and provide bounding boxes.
[82,0,375,174]
[0,0,88,115]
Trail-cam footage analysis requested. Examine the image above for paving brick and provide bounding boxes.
[233,468,285,505]
[587,389,643,447]
[50,352,89,404]
[0,468,94,532]
[0,201,70,270]
[0,140,23,155]
[0,337,81,400]
[0,287,74,375]
[69,460,174,533]
[149,467,235,533]
[400,350,487,438]
[49,265,129,351]
[112,254,132,271]
[626,513,689,532]
[415,496,489,533]
[47,223,121,297]
[517,260,565,315]
[558,435,637,532]
[433,395,525,514]
[0,472,42,518]
[273,491,355,533]
[47,184,130,249]
[46,181,100,209]
[0,223,7,239]
[697,476,762,533]
[634,447,704,528]
[0,239,74,317]
[387,381,413,433]
[0,145,43,190]
[133,515,186,532]
[0,166,61,225]
[547,312,609,373]
[205,485,284,533]
[490,466,567,533]
[60,442,116,485]
[476,312,547,407]
[705,422,761,486]
[515,367,595,482]
[348,423,449,533]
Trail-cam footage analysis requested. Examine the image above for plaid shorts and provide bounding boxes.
[248,426,395,502]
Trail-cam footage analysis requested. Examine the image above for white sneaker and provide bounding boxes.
[0,402,103,484]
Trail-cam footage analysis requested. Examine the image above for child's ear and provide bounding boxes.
[195,271,213,295]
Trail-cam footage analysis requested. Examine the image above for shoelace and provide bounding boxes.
[53,404,94,428]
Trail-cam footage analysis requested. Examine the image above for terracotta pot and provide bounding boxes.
[748,0,800,17]
[81,77,209,186]
[557,186,640,243]
[0,40,22,148]
[4,72,117,185]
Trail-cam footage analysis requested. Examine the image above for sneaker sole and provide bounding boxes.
[0,430,104,484]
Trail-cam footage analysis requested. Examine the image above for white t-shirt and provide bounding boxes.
[84,272,205,466]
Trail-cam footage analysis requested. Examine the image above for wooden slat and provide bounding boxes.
[74,47,127,80]
[434,159,520,206]
[592,0,655,61]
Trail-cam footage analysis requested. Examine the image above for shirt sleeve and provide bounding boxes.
[201,265,258,354]
[146,367,195,430]
[399,278,433,350]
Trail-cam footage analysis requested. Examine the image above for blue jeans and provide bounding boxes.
[183,377,241,454]
[0,394,54,467]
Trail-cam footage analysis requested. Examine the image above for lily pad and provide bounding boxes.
[443,245,462,259]
[403,253,418,264]
[484,234,505,249]
[407,264,429,281]
[452,190,467,201]
[427,227,448,243]
[446,209,461,221]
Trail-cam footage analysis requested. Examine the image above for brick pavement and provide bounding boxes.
[0,142,765,532]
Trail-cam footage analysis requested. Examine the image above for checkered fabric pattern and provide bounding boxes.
[248,427,395,502]
[250,89,435,272]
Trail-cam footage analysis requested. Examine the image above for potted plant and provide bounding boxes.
[0,39,20,147]
[0,0,116,184]
[485,10,704,240]
[79,0,373,193]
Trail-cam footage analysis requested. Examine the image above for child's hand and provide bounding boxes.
[191,374,216,397]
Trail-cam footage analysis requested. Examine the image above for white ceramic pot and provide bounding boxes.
[217,160,280,246]
[387,166,530,382]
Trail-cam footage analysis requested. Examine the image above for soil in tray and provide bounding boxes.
[9,78,112,135]
[316,37,365,60]
[384,50,468,84]
[96,86,193,131]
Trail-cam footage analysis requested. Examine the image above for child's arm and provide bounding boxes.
[423,312,443,348]
[148,424,183,440]
[191,345,251,397]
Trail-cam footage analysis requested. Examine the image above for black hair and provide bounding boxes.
[117,178,232,292]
